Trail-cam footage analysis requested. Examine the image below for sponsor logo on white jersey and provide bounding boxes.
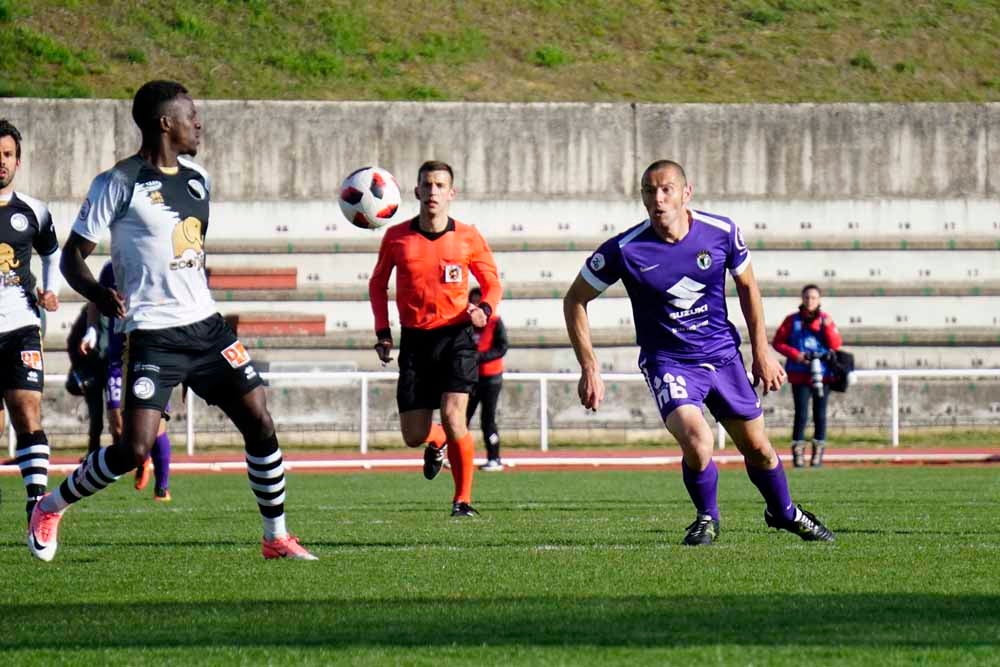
[187,179,207,200]
[665,276,706,310]
[78,198,91,221]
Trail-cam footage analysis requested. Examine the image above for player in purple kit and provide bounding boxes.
[564,160,833,546]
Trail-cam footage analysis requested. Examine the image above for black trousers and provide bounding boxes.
[466,373,503,460]
[85,378,105,453]
[792,382,830,442]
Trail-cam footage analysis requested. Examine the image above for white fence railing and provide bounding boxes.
[10,369,1000,457]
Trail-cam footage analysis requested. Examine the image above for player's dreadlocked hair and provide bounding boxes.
[131,80,189,139]
[0,119,23,159]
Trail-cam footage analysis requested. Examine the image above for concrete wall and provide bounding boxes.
[4,99,998,202]
[34,377,1000,447]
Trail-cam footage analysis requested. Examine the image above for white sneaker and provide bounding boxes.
[479,459,504,472]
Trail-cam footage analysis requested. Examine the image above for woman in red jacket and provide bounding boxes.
[772,285,842,468]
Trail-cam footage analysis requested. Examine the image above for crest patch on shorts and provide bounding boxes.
[221,340,251,368]
[132,377,155,400]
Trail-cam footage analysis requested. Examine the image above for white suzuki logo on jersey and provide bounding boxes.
[666,276,706,310]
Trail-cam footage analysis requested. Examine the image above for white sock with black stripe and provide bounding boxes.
[245,434,288,540]
[16,431,50,513]
[42,446,124,514]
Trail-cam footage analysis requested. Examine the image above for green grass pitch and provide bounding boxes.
[2,466,998,665]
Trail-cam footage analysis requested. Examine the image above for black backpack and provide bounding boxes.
[828,350,855,392]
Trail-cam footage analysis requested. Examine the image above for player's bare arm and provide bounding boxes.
[61,232,125,319]
[564,274,605,411]
[733,262,786,394]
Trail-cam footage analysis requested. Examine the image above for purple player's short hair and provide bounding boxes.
[642,159,687,185]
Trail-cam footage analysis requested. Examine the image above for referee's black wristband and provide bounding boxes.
[375,328,392,343]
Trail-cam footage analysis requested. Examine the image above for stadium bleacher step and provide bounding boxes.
[94,236,1000,255]
[207,267,297,290]
[224,313,326,337]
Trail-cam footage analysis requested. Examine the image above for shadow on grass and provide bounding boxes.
[2,594,997,649]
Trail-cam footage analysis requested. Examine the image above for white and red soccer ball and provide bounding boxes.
[338,166,401,230]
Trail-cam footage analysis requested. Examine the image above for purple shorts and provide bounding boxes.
[638,351,763,423]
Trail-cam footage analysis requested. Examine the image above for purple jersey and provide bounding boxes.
[580,209,751,364]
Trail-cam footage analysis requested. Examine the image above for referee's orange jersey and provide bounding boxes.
[369,217,502,332]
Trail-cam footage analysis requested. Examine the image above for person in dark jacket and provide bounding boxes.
[65,304,109,456]
[466,287,508,471]
[772,284,842,468]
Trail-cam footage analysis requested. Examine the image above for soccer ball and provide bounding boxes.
[338,166,401,230]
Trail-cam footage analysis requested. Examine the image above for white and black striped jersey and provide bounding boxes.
[72,154,216,333]
[0,191,58,333]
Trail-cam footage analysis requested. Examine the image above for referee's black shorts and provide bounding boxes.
[397,323,478,413]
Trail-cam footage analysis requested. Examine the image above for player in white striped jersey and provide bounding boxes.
[28,80,315,562]
[0,119,61,528]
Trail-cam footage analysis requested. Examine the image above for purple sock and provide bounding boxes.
[745,458,796,521]
[152,432,171,490]
[681,459,720,521]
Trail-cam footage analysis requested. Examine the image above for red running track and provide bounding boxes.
[3,447,998,475]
